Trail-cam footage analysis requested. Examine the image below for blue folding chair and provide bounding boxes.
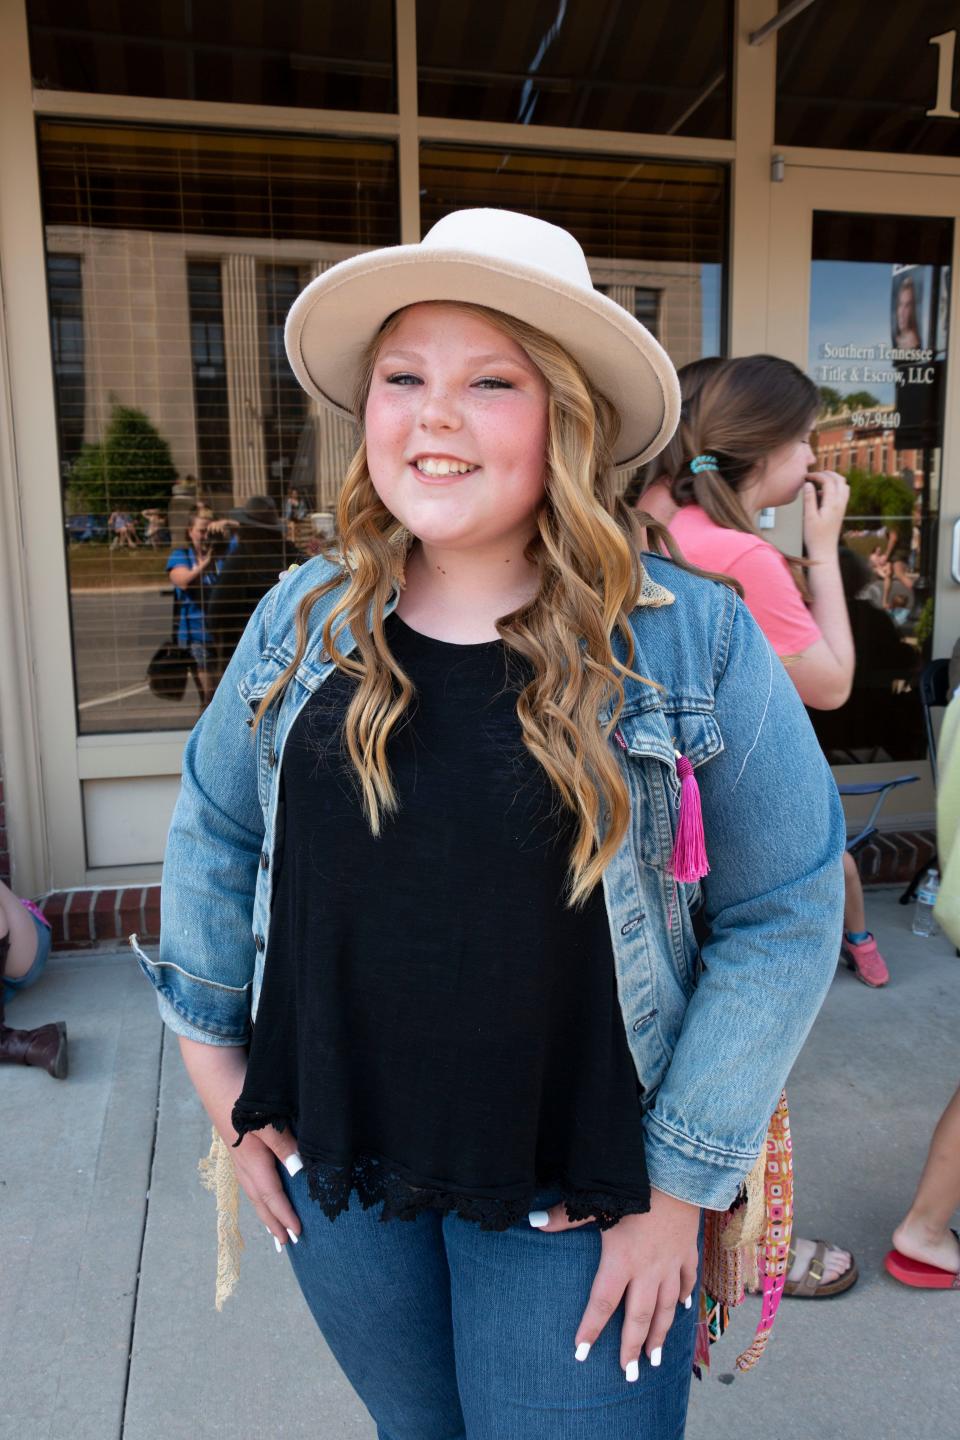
[838,775,919,860]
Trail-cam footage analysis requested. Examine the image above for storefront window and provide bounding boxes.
[417,0,733,138]
[27,0,396,112]
[777,1,960,156]
[39,120,397,735]
[420,145,727,367]
[806,211,952,764]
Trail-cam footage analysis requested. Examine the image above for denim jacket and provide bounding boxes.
[133,552,845,1211]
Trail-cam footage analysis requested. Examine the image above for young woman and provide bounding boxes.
[137,211,844,1439]
[634,354,879,1299]
[166,505,235,707]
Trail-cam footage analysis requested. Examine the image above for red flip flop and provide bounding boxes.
[884,1232,960,1289]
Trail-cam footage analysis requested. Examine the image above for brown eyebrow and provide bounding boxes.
[376,348,535,372]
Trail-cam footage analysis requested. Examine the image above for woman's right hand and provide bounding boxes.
[802,470,849,559]
[177,1036,302,1249]
[230,1128,303,1249]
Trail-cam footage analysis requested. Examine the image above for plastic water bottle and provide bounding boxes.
[912,868,940,937]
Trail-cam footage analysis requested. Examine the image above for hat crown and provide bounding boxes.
[421,208,593,292]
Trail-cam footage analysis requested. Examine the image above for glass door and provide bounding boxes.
[768,166,960,822]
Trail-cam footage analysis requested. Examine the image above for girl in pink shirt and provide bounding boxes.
[631,354,876,1300]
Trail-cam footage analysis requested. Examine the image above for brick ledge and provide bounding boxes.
[34,828,939,952]
[39,884,160,951]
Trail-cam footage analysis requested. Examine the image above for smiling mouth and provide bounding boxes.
[412,457,479,477]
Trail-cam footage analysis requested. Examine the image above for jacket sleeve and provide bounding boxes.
[132,586,278,1046]
[642,592,846,1209]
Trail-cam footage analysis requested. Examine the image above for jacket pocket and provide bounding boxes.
[237,648,293,712]
[618,706,723,869]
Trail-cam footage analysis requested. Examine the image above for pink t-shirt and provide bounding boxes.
[644,485,822,658]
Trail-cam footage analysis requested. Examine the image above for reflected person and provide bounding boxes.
[207,495,293,666]
[166,504,233,709]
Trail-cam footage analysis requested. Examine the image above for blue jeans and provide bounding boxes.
[280,1169,701,1440]
[3,910,52,1003]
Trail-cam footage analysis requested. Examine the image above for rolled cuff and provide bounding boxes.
[155,989,249,1048]
[131,934,251,1047]
[642,1110,758,1212]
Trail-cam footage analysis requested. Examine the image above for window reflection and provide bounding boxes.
[40,121,396,734]
[806,213,952,763]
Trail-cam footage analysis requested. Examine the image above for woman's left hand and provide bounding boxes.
[536,1186,700,1378]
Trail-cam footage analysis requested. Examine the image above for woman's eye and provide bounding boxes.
[474,376,513,390]
[385,372,422,385]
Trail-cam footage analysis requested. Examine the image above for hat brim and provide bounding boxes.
[285,248,680,470]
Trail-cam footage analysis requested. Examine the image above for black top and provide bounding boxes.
[232,614,650,1230]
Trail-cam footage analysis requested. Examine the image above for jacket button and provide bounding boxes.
[254,933,265,952]
[269,749,278,768]
[260,851,269,871]
[320,649,330,664]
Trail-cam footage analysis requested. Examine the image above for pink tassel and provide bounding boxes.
[670,753,710,883]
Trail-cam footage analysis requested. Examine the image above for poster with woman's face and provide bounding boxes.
[891,267,925,350]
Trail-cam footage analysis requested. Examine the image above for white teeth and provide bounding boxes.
[415,458,476,476]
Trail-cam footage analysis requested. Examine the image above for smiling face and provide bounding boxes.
[363,302,550,554]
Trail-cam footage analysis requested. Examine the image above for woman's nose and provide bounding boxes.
[418,385,461,431]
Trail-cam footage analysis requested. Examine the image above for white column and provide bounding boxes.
[308,259,360,513]
[606,284,636,315]
[222,252,267,501]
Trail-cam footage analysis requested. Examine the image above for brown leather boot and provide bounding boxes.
[0,931,69,1079]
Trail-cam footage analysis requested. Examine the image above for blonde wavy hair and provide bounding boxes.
[256,301,668,905]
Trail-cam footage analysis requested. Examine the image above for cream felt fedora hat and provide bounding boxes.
[285,208,680,470]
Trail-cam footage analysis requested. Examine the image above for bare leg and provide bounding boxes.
[842,850,867,934]
[0,880,40,979]
[891,1084,960,1273]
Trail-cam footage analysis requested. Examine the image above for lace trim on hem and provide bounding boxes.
[230,1108,649,1232]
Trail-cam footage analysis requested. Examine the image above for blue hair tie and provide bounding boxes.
[690,454,718,474]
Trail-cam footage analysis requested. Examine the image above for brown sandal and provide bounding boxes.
[782,1239,859,1298]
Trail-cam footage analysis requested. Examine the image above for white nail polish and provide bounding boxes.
[284,1153,304,1177]
[575,1342,591,1362]
[650,1347,663,1368]
[528,1210,550,1228]
[683,1295,693,1310]
[286,1228,299,1245]
[625,1359,639,1383]
[273,1235,282,1253]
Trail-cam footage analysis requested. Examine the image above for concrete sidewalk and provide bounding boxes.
[2,890,957,1439]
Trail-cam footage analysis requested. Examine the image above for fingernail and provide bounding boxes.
[286,1228,299,1245]
[266,1228,282,1253]
[575,1342,591,1362]
[625,1359,639,1383]
[528,1210,549,1228]
[683,1295,693,1310]
[284,1153,304,1177]
[650,1347,662,1368]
